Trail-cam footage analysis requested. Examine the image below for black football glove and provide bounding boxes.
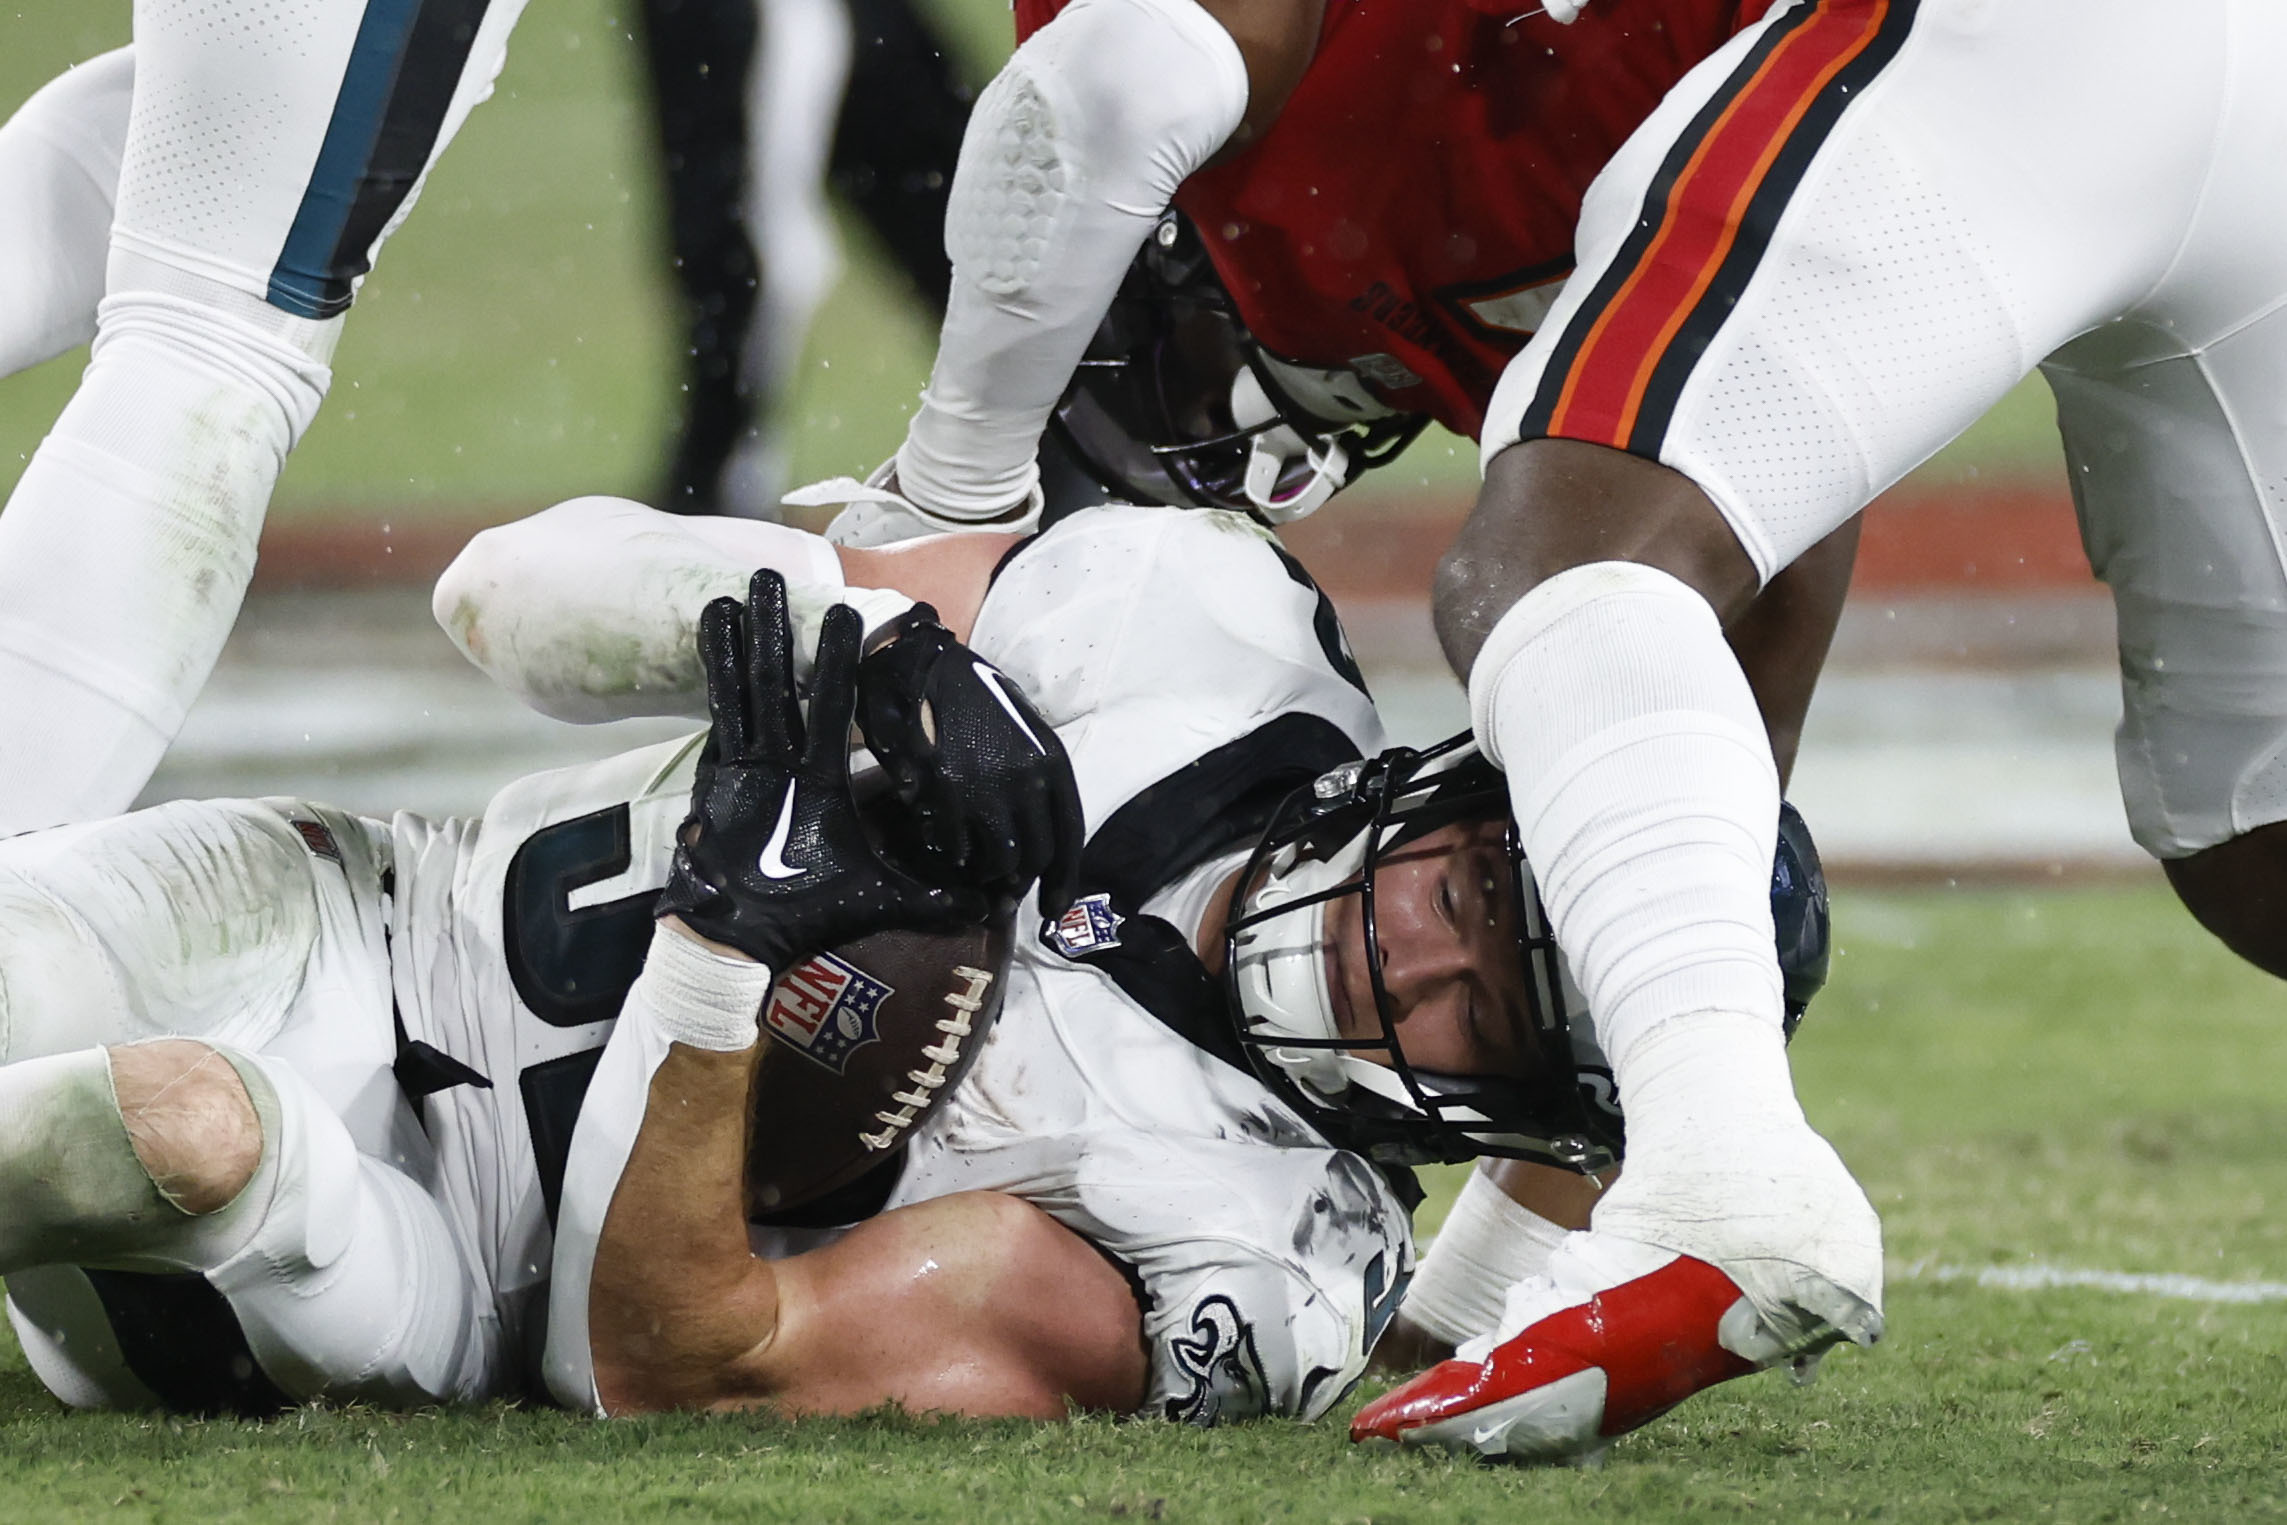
[656,570,989,973]
[856,608,1086,916]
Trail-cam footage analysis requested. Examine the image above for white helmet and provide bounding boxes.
[1221,732,1832,1172]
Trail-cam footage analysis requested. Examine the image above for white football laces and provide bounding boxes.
[859,964,997,1151]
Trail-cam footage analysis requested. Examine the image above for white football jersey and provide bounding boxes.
[913,505,1410,1421]
[396,504,1408,1414]
[388,732,702,1365]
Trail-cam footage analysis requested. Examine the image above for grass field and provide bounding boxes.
[0,1,2066,529]
[4,881,2283,1522]
[0,7,2251,1521]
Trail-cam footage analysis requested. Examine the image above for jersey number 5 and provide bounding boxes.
[503,804,666,1224]
[504,803,663,1027]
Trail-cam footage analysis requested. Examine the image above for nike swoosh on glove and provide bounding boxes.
[1352,1234,1844,1465]
[857,607,1086,916]
[656,569,989,974]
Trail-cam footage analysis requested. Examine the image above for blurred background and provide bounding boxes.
[0,1,2128,878]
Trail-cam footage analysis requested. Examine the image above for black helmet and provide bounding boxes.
[1048,211,1429,523]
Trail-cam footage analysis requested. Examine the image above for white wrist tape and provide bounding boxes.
[624,923,776,1052]
[434,496,913,723]
[1404,1167,1575,1350]
[544,923,773,1413]
[896,0,1248,517]
[785,469,1044,547]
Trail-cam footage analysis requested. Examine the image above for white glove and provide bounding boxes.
[787,462,1045,548]
[1545,0,1591,21]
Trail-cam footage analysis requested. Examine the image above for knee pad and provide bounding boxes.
[204,1054,493,1405]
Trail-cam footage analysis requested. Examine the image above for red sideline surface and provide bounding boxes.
[1284,481,2091,603]
[251,481,2090,599]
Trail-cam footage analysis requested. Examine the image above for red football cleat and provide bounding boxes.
[1352,1254,1775,1463]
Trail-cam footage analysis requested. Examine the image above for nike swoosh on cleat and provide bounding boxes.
[974,663,1049,754]
[757,780,805,879]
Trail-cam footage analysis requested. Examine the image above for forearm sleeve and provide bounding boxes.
[894,0,1248,518]
[0,49,131,379]
[433,495,911,722]
[542,925,776,1414]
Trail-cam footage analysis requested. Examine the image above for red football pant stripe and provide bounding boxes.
[1546,0,1898,448]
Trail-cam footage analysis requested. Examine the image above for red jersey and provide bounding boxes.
[1014,0,1771,439]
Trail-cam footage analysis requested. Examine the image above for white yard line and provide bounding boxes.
[1898,1260,2287,1304]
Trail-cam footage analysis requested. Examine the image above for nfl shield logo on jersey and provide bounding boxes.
[1045,892,1124,958]
[765,953,893,1074]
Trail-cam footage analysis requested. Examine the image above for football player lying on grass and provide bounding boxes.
[0,497,1829,1433]
[437,495,1842,1440]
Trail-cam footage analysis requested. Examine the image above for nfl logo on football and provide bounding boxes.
[765,953,893,1075]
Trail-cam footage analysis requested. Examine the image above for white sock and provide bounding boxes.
[0,253,338,831]
[1471,562,1784,1067]
[1403,1165,1575,1350]
[1469,563,1881,1342]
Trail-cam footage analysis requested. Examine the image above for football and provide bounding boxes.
[743,910,1015,1217]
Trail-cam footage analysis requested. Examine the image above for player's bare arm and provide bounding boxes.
[587,947,1145,1417]
[1192,0,1322,154]
[557,567,1110,1412]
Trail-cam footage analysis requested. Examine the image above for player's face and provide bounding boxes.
[1321,819,1539,1081]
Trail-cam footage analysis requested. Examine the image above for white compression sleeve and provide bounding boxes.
[1402,1166,1574,1350]
[1470,563,1882,1344]
[0,49,131,379]
[0,251,338,833]
[434,496,914,723]
[542,924,776,1413]
[894,0,1248,518]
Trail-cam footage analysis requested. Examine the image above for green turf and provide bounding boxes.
[0,2,2065,529]
[4,882,2283,1521]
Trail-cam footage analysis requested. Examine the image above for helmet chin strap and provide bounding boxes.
[1230,368,1352,523]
